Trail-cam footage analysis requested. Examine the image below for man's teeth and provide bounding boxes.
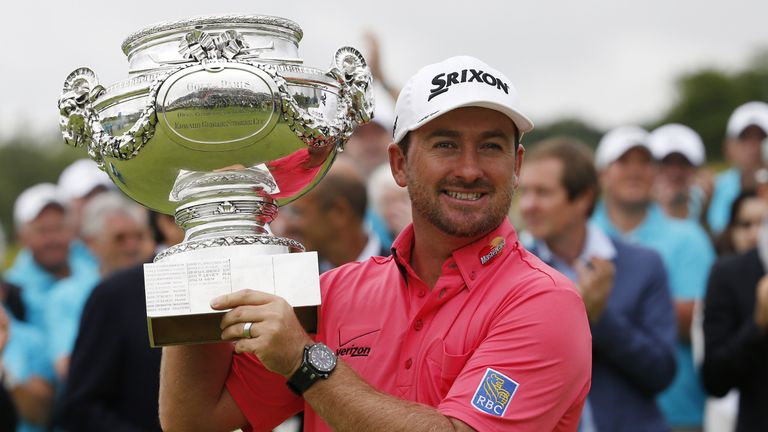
[446,191,483,201]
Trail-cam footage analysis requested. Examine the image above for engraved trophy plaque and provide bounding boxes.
[58,15,373,346]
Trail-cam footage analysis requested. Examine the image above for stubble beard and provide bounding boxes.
[406,170,513,238]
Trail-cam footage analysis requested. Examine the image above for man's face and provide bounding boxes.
[281,193,335,254]
[520,158,587,241]
[601,147,656,208]
[18,205,71,273]
[658,153,696,193]
[344,123,392,175]
[390,107,522,238]
[88,213,148,275]
[727,125,767,173]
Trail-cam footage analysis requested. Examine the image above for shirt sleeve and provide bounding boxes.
[437,286,591,432]
[225,352,304,432]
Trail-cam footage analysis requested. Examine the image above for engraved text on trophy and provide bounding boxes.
[158,67,278,146]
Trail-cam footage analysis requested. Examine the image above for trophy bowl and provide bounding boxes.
[58,15,373,346]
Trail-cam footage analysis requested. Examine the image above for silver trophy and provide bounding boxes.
[58,15,373,346]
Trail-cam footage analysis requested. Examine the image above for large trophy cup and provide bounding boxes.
[58,15,373,346]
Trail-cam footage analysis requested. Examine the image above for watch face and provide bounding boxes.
[308,343,337,373]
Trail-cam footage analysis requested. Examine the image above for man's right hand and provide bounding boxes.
[575,257,615,323]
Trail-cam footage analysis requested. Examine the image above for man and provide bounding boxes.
[282,158,389,272]
[708,101,768,233]
[45,191,151,379]
[649,123,710,223]
[56,212,183,432]
[5,183,92,331]
[592,126,716,430]
[701,222,768,432]
[160,56,591,431]
[57,158,114,269]
[519,137,677,431]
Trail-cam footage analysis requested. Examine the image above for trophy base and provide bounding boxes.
[147,306,318,347]
[144,243,320,347]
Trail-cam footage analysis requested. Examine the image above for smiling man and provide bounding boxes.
[591,126,716,430]
[159,56,591,432]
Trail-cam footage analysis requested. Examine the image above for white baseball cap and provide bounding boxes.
[392,55,533,143]
[726,101,768,138]
[649,123,705,166]
[14,183,65,228]
[57,159,113,202]
[595,126,653,169]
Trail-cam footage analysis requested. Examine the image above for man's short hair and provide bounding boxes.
[314,172,368,221]
[80,192,147,240]
[526,137,600,216]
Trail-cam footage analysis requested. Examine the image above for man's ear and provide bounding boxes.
[388,142,408,187]
[513,144,525,188]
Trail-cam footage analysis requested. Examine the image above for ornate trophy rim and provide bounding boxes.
[121,14,304,55]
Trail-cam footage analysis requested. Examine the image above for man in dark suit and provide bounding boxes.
[701,231,768,432]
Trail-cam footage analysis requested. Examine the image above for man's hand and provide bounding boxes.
[575,257,615,323]
[755,275,768,331]
[211,290,313,378]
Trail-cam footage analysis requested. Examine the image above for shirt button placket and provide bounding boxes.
[414,319,424,331]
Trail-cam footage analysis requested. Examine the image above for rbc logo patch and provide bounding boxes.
[471,368,518,417]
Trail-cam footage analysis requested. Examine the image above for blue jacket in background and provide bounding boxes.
[530,236,677,431]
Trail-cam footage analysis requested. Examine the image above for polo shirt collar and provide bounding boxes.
[391,219,519,290]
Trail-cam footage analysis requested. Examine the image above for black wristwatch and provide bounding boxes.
[286,343,337,395]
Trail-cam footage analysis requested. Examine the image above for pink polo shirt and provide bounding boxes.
[226,219,591,431]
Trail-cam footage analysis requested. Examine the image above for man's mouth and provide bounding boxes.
[444,191,484,201]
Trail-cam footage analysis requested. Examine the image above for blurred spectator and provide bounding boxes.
[283,159,388,272]
[4,184,88,330]
[713,189,768,255]
[1,219,52,432]
[338,33,400,251]
[57,159,113,239]
[56,212,182,432]
[0,307,17,431]
[650,124,713,225]
[2,316,53,432]
[592,126,715,430]
[520,137,676,431]
[45,191,151,380]
[708,101,768,234]
[701,222,768,431]
[367,163,412,239]
[342,83,395,178]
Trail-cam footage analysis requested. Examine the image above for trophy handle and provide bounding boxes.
[58,67,163,170]
[275,47,374,149]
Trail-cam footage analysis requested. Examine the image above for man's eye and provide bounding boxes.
[434,141,456,149]
[481,142,504,151]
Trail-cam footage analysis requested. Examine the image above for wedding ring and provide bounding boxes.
[243,322,253,339]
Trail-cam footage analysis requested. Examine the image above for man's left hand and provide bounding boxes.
[212,290,313,378]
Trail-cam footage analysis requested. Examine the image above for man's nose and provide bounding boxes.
[455,150,483,182]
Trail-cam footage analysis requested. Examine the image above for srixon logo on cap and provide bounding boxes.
[479,236,506,265]
[428,69,509,101]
